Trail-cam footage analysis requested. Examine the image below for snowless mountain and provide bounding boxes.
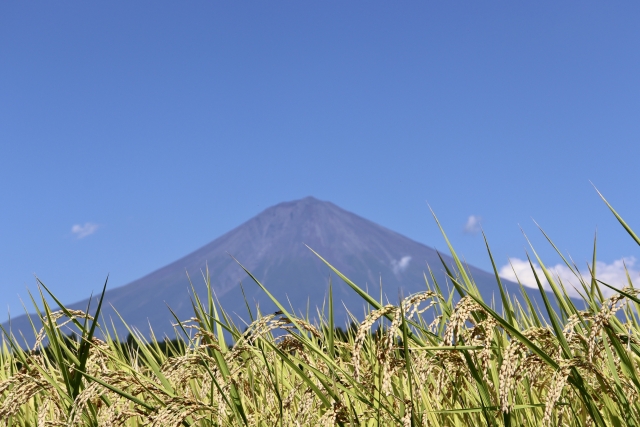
[5,197,538,342]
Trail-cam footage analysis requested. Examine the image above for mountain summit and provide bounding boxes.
[7,197,527,340]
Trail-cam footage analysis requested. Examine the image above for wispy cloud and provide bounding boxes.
[71,222,100,239]
[498,257,640,298]
[463,215,482,235]
[392,256,412,275]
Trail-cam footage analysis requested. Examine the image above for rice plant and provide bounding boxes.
[1,191,640,426]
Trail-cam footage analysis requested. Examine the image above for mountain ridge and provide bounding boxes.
[4,197,538,343]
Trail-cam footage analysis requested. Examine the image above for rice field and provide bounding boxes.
[2,193,640,426]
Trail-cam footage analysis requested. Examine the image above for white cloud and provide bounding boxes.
[498,257,640,298]
[464,215,482,235]
[71,222,100,239]
[392,256,412,275]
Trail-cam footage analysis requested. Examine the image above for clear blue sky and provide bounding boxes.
[1,2,639,321]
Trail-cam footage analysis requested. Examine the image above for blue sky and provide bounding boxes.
[1,2,639,321]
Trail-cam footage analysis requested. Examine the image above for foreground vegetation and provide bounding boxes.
[2,193,640,426]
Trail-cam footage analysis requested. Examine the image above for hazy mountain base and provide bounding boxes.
[5,252,559,349]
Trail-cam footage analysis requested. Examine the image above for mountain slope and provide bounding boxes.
[5,197,537,342]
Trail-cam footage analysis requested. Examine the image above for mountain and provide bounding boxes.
[5,197,537,343]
